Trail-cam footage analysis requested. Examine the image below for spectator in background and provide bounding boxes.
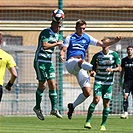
[59,19,121,120]
[120,45,133,119]
[84,38,121,131]
[0,33,17,103]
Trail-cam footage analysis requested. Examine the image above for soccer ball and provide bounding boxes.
[52,9,65,22]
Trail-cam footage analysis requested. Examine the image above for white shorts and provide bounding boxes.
[65,58,90,88]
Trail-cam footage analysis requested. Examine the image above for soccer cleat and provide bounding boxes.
[100,125,106,131]
[67,103,74,119]
[84,122,92,129]
[50,110,62,118]
[120,114,128,119]
[33,106,44,120]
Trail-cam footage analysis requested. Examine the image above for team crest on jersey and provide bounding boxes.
[82,39,86,43]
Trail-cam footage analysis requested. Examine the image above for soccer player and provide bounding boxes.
[120,45,133,119]
[0,33,17,102]
[33,10,64,120]
[60,19,121,120]
[84,38,121,131]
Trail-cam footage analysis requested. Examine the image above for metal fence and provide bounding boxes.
[1,45,132,116]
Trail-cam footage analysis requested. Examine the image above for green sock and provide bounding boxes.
[49,90,57,110]
[101,107,110,126]
[86,103,96,122]
[35,88,43,109]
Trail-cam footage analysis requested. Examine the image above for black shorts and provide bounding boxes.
[123,80,133,95]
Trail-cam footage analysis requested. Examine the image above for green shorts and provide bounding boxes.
[34,61,55,82]
[93,83,112,100]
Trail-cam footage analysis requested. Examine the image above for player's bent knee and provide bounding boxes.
[93,97,100,104]
[82,87,91,97]
[83,92,90,98]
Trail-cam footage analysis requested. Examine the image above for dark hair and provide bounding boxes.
[51,20,62,25]
[76,19,86,28]
[127,45,133,50]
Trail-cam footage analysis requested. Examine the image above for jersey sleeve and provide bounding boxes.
[6,55,16,69]
[62,35,71,47]
[58,34,63,41]
[113,51,121,65]
[41,30,49,42]
[89,35,98,46]
[90,53,98,71]
[121,58,125,68]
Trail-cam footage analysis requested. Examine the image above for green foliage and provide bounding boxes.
[0,115,133,133]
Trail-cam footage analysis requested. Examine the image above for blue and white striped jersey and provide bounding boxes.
[63,33,98,60]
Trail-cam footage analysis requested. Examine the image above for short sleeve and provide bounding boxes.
[7,55,16,69]
[62,35,71,47]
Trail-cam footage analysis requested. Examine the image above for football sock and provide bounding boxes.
[49,90,57,110]
[101,107,110,126]
[123,99,128,112]
[36,88,43,109]
[86,103,96,122]
[73,93,87,108]
[81,62,93,71]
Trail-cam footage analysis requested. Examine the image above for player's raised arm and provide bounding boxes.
[97,36,121,47]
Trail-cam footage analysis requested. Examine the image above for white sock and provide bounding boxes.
[125,112,128,115]
[81,62,93,71]
[73,93,87,108]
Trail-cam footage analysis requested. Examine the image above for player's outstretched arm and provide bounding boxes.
[97,36,121,47]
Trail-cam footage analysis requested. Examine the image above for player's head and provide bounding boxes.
[76,19,87,28]
[101,38,111,50]
[50,20,62,33]
[127,45,133,56]
[127,45,133,50]
[75,19,86,36]
[101,38,111,43]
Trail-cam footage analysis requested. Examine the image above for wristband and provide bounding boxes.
[7,81,13,87]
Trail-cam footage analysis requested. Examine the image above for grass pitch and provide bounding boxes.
[0,115,133,133]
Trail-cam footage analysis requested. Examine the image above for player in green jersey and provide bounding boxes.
[0,33,17,103]
[84,38,121,131]
[33,10,64,120]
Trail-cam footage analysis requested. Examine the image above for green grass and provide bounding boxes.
[0,115,133,133]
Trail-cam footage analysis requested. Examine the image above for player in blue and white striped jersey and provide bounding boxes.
[60,19,121,120]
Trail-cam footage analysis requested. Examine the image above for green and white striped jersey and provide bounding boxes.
[34,28,63,63]
[91,50,120,85]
